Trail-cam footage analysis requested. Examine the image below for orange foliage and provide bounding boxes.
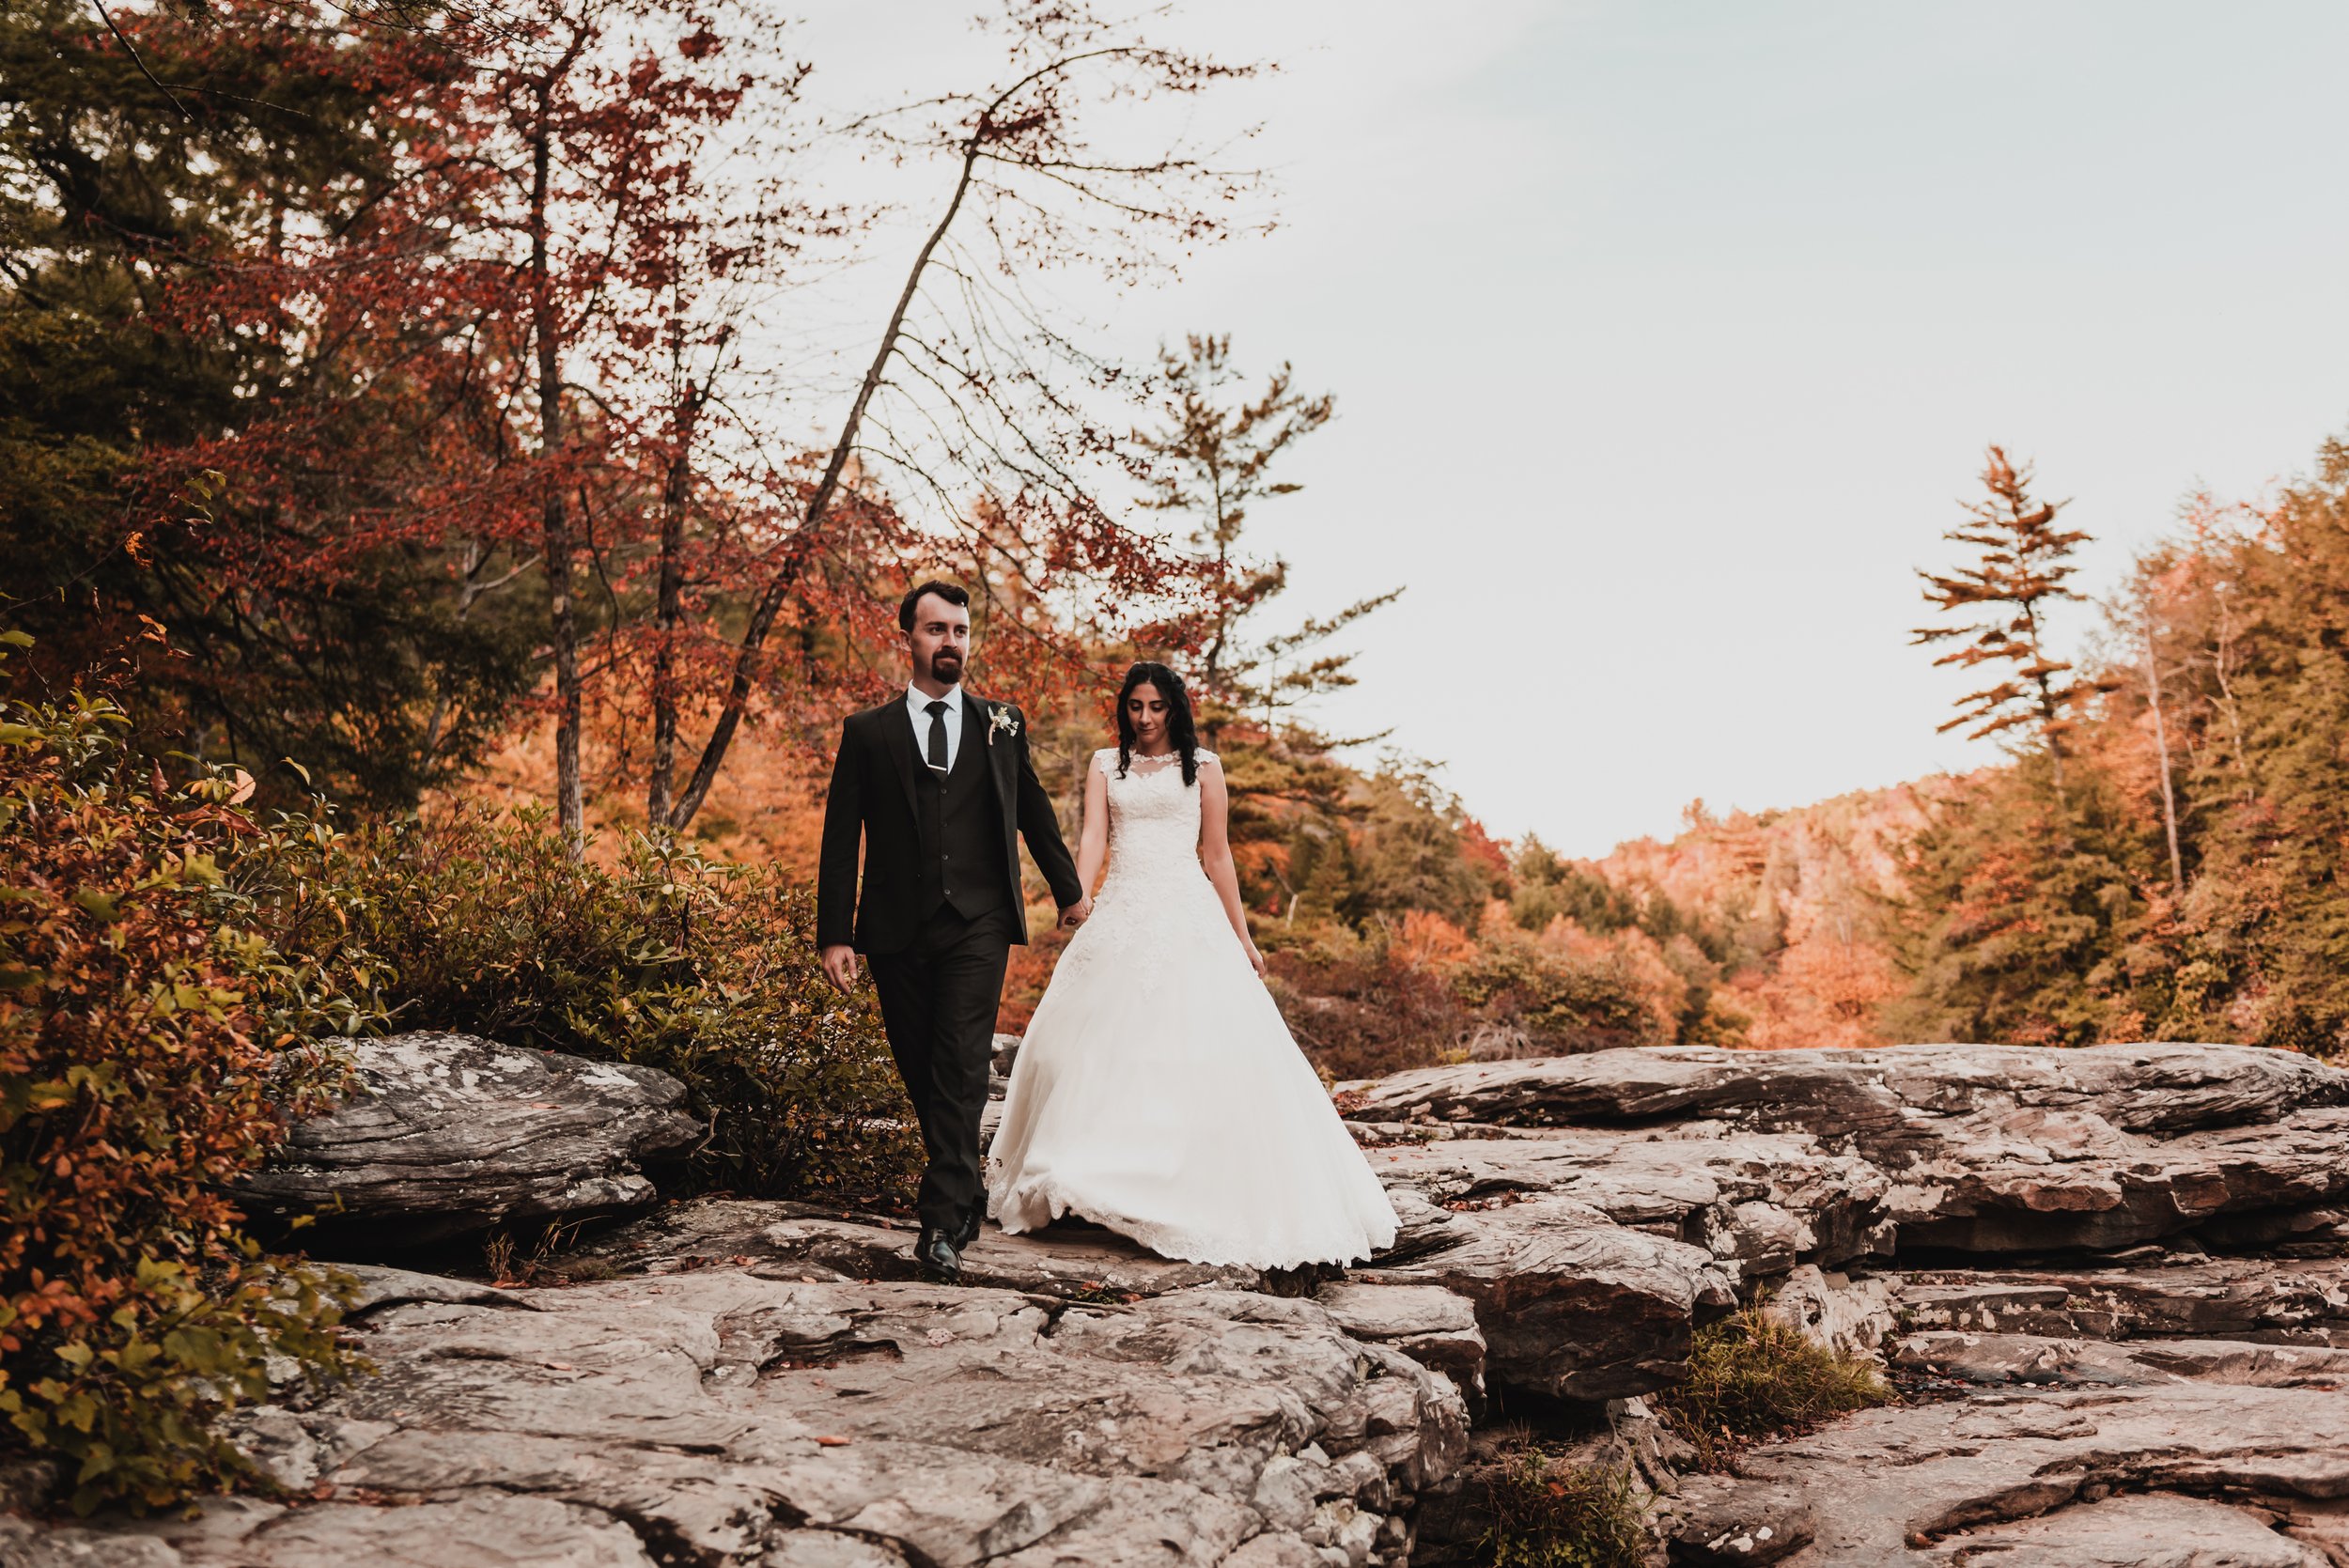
[1535,917,1690,1043]
[1593,781,1968,1049]
[2,698,362,1509]
[1392,909,1480,971]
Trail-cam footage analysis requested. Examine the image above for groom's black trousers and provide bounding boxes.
[864,903,1015,1234]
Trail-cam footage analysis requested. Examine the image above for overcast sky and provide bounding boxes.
[775,1,2349,855]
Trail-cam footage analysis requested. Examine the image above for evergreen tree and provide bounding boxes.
[1894,446,2158,1043]
[2166,444,2349,1050]
[0,0,538,804]
[1133,334,1396,742]
[1913,446,2114,768]
[1884,753,2159,1045]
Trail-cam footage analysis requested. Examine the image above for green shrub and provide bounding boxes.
[1448,939,1662,1055]
[1481,1452,1651,1568]
[1650,1301,1891,1471]
[1263,924,1470,1080]
[1,670,371,1513]
[334,808,921,1204]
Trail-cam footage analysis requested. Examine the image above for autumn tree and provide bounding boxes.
[373,0,772,852]
[0,0,541,803]
[2141,452,2349,1051]
[1894,445,2159,1046]
[1914,445,2114,772]
[649,2,1262,832]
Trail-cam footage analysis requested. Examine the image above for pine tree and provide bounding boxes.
[1133,334,1396,743]
[1914,446,2114,769]
[1893,446,2157,1044]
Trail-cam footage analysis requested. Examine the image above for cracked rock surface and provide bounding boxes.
[1339,1042,2349,1255]
[1,1267,1467,1567]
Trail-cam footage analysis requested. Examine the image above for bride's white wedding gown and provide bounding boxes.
[985,748,1399,1267]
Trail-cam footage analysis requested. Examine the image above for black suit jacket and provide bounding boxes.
[817,691,1084,953]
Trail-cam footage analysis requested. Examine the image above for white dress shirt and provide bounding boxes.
[904,685,968,773]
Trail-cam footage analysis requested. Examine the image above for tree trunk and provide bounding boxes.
[530,81,584,858]
[2145,610,2186,895]
[646,377,706,830]
[667,130,986,831]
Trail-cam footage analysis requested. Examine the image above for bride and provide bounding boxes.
[985,661,1399,1268]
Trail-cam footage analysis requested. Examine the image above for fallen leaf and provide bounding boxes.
[814,1435,852,1447]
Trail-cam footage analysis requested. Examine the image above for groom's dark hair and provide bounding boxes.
[898,579,971,631]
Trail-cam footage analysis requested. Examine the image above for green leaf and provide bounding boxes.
[70,889,120,923]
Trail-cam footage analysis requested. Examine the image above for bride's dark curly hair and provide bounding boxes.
[1114,661,1201,785]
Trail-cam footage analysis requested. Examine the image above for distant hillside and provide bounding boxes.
[1584,779,1969,1049]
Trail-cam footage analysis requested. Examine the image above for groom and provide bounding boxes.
[817,580,1090,1281]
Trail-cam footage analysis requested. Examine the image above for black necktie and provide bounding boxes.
[925,699,949,773]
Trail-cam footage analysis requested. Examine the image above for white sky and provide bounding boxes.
[760,1,2349,855]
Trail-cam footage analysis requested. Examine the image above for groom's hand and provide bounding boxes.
[1058,895,1093,928]
[819,944,859,995]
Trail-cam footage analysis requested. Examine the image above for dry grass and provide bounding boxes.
[1651,1301,1891,1471]
[1480,1452,1652,1568]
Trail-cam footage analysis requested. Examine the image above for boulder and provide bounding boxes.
[1343,1121,1886,1400]
[231,1032,705,1248]
[1359,1188,1735,1401]
[1312,1282,1487,1408]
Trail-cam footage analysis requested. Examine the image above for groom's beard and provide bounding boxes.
[927,651,965,685]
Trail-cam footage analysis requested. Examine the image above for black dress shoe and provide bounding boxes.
[955,1209,984,1250]
[914,1225,962,1282]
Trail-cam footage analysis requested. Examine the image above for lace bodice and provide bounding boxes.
[1094,748,1219,898]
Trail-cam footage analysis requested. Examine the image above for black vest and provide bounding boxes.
[916,718,1010,922]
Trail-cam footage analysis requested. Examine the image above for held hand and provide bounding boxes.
[1059,894,1094,928]
[819,944,859,995]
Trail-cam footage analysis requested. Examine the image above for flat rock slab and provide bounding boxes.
[1668,1475,1815,1565]
[1930,1490,2337,1568]
[14,1265,1470,1567]
[1360,1127,1891,1279]
[232,1032,705,1248]
[1342,1043,2349,1257]
[585,1198,1263,1298]
[1895,1257,2349,1344]
[1666,1381,2349,1566]
[1891,1328,2349,1389]
[1341,1042,2348,1137]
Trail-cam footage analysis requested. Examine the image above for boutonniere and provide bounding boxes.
[987,706,1020,746]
